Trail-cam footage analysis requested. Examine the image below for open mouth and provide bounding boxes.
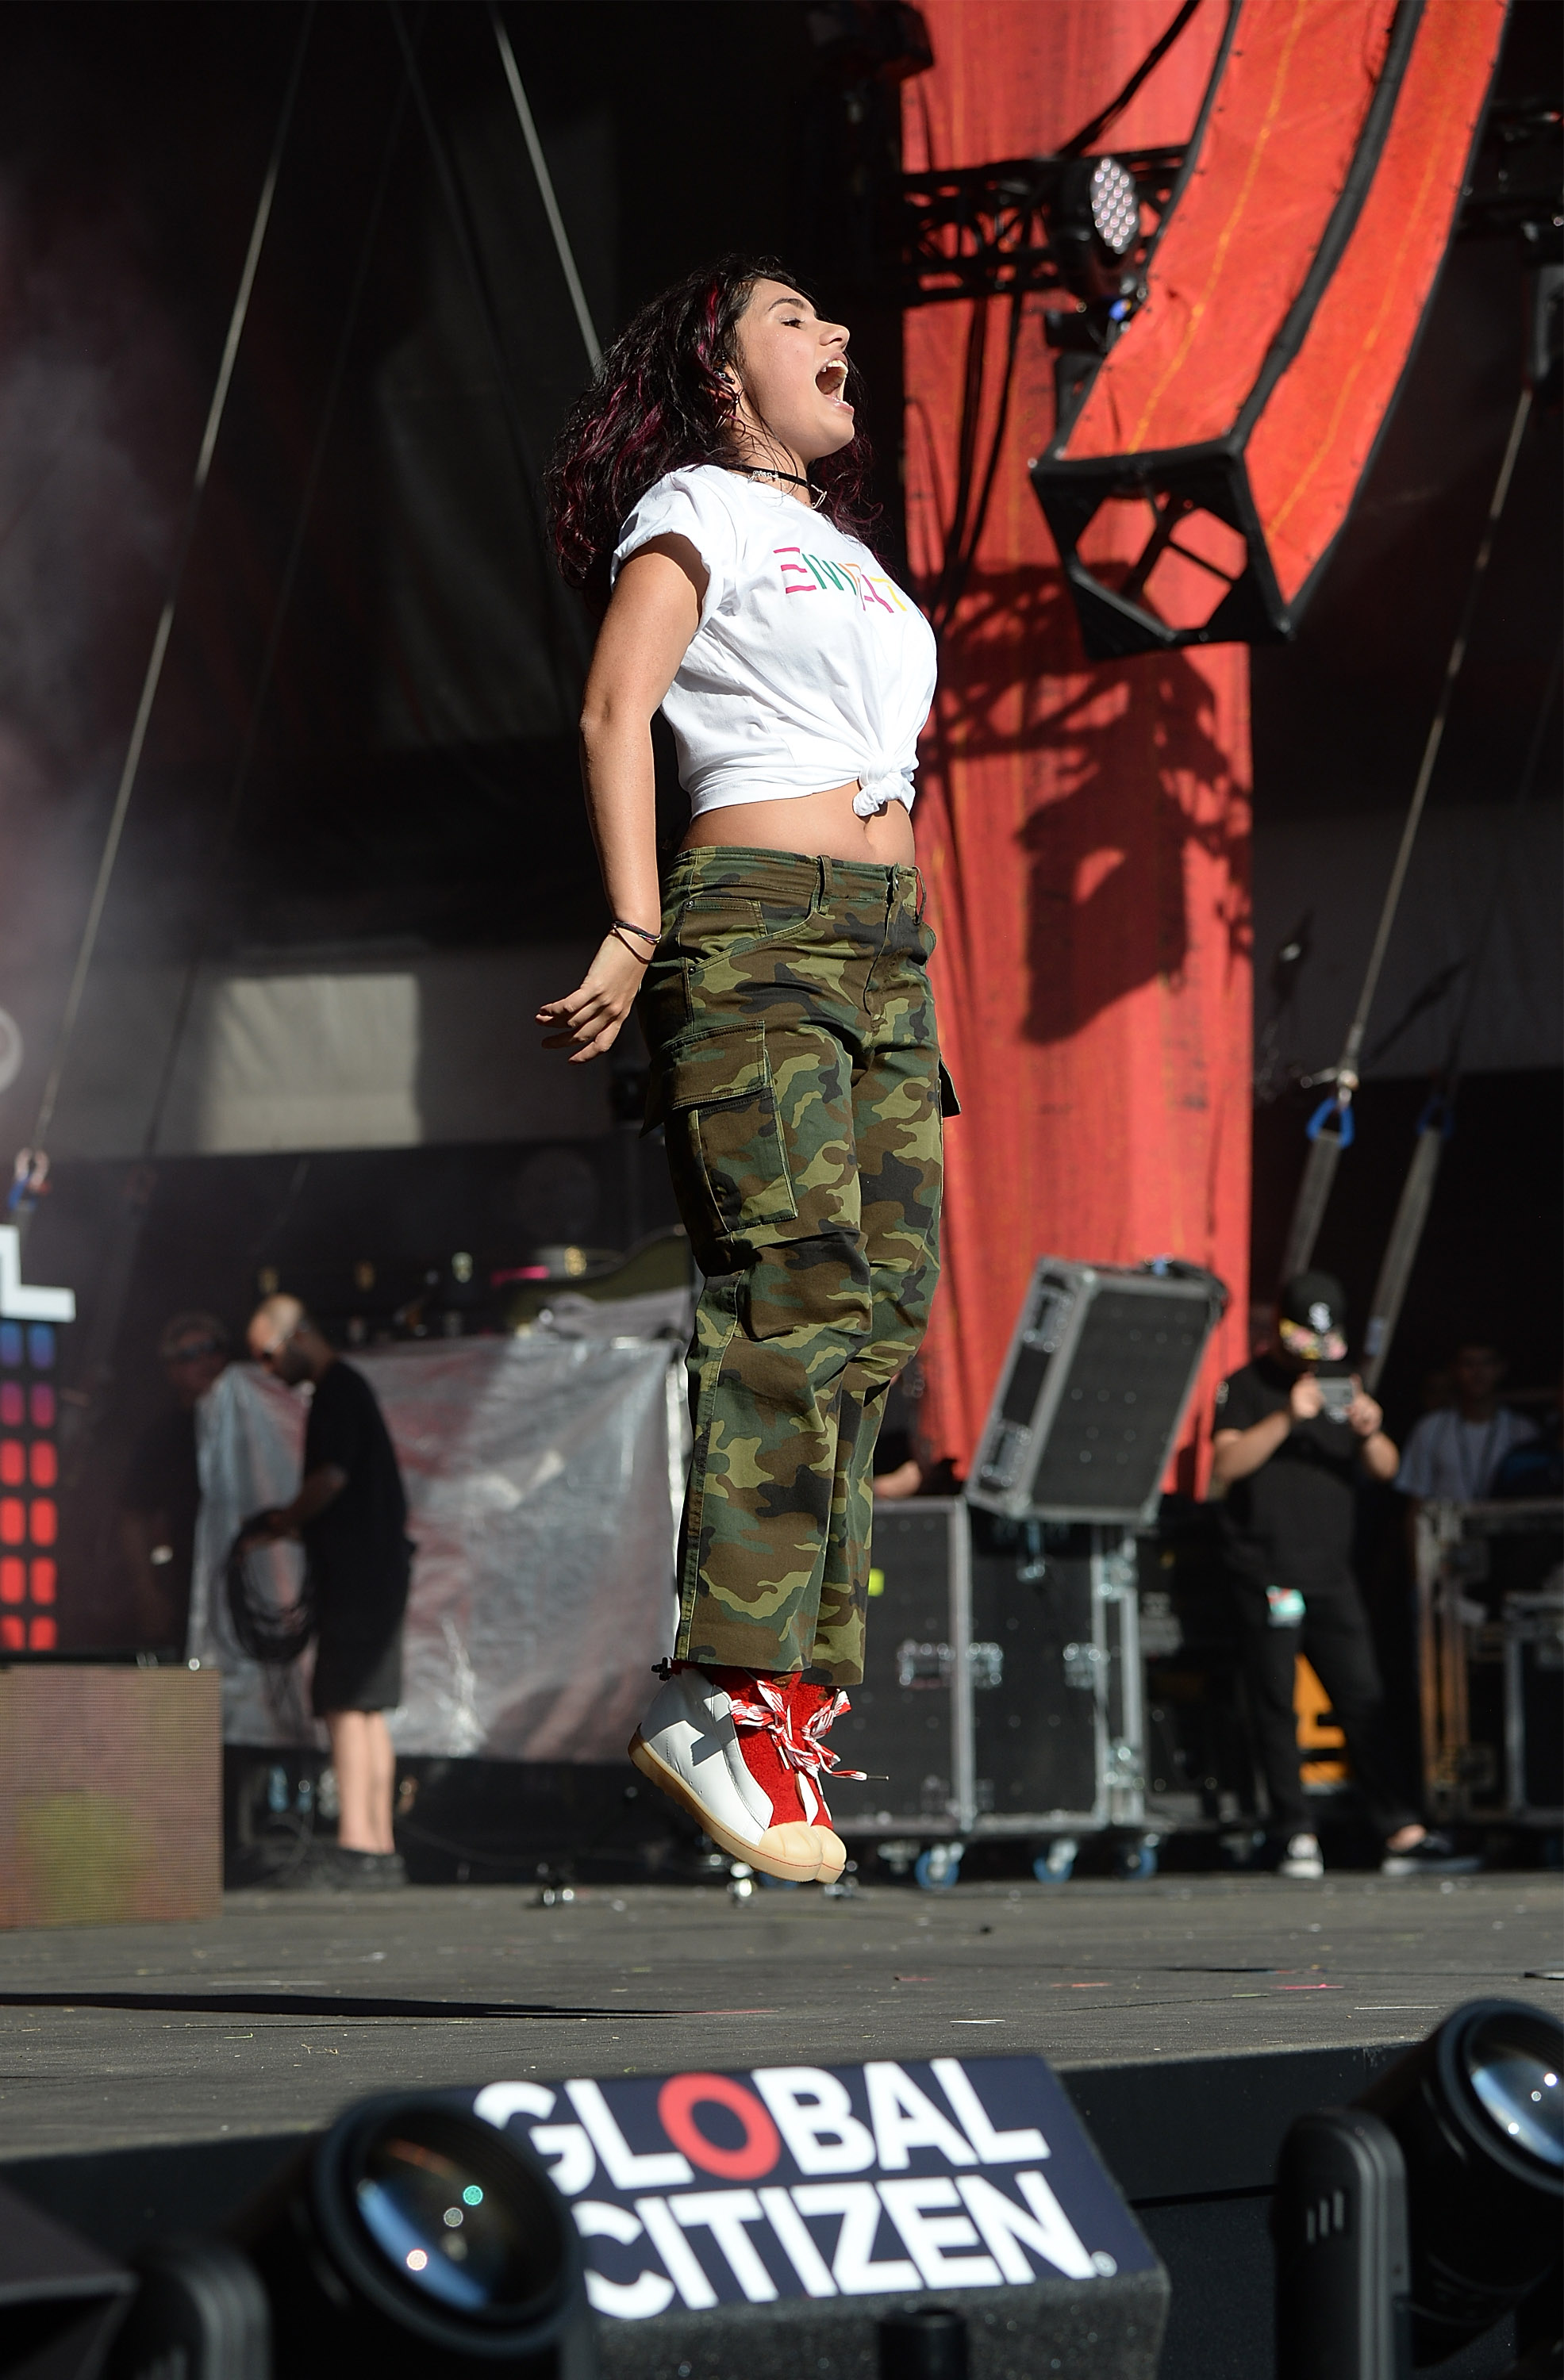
[816,359,851,405]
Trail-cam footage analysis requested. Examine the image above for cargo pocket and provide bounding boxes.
[649,1020,798,1234]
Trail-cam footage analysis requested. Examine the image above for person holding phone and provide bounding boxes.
[1210,1270,1474,1879]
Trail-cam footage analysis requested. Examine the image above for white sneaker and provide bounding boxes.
[629,1666,829,1884]
[1278,1831,1324,1879]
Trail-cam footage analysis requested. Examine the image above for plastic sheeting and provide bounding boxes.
[190,1322,685,1758]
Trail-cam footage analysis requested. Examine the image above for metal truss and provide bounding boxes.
[897,144,1185,308]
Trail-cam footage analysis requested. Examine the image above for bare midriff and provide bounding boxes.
[679,780,916,868]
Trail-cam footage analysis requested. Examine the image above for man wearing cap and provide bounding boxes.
[242,1295,410,1890]
[1211,1270,1474,1879]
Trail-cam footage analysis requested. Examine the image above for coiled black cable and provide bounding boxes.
[225,1514,316,1664]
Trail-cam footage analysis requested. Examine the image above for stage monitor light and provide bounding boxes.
[229,2091,595,2378]
[1274,1998,1562,2379]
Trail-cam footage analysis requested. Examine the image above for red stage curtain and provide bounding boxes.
[903,5,1253,1485]
[901,0,1504,1485]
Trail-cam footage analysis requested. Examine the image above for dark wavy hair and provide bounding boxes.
[545,254,877,612]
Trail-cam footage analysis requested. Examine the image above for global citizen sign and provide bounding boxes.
[469,2055,1152,2320]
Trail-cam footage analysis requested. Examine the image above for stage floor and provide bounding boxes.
[0,1869,1558,2162]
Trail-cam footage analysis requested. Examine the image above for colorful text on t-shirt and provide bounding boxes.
[774,545,911,614]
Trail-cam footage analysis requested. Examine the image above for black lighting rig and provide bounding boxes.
[897,144,1183,348]
[890,142,1188,635]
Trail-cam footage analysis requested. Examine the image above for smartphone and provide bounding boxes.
[1318,1376,1356,1422]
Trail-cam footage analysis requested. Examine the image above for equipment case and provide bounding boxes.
[1414,1497,1563,1829]
[828,1501,1151,1886]
[967,1257,1224,1525]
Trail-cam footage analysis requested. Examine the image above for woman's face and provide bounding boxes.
[729,279,855,465]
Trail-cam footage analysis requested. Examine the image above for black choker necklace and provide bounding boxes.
[732,463,826,508]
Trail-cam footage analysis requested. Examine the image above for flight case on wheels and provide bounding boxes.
[827,1502,1149,1889]
[1415,1497,1564,1833]
[829,1257,1226,1888]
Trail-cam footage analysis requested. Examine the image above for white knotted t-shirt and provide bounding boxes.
[611,465,937,820]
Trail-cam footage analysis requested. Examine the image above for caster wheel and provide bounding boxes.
[1115,1836,1159,1881]
[914,1844,963,1892]
[1220,1828,1267,1871]
[1032,1837,1078,1883]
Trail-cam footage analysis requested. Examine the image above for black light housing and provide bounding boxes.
[1274,1998,1562,2378]
[1047,154,1143,303]
[1357,1998,1562,2366]
[229,2092,595,2377]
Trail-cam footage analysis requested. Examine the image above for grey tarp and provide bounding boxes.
[190,1327,682,1758]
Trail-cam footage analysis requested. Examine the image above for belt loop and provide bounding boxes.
[912,865,927,923]
[814,854,828,917]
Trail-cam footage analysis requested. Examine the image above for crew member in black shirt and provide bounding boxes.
[1212,1270,1472,1879]
[243,1295,409,1889]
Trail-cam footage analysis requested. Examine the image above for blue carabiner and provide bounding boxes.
[1305,1095,1355,1150]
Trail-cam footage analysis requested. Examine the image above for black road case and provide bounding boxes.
[828,1501,1150,1887]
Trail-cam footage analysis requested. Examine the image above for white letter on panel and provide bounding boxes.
[573,2202,675,2320]
[565,2079,693,2190]
[633,2196,718,2308]
[864,2063,977,2171]
[792,2182,919,2295]
[672,2191,778,2303]
[956,2171,1095,2282]
[930,2059,1047,2163]
[751,2067,876,2175]
[758,2186,838,2297]
[878,2178,1001,2288]
[530,2125,596,2198]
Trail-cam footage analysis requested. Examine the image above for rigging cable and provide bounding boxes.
[52,26,418,1495]
[1278,381,1535,1285]
[1059,0,1207,157]
[17,4,315,1200]
[387,0,590,681]
[1360,645,1560,1391]
[488,3,602,376]
[140,35,417,1163]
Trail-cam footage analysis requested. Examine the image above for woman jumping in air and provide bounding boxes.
[540,256,947,1886]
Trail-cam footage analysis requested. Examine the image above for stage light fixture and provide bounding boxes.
[1274,1998,1562,2379]
[229,2091,595,2378]
[1046,155,1142,305]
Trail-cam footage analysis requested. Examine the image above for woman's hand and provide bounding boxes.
[536,933,650,1062]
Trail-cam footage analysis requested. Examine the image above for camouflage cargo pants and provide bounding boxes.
[641,846,948,1688]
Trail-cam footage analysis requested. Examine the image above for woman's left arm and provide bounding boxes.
[536,538,703,1061]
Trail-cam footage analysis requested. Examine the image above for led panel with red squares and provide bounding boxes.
[0,1322,63,1633]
